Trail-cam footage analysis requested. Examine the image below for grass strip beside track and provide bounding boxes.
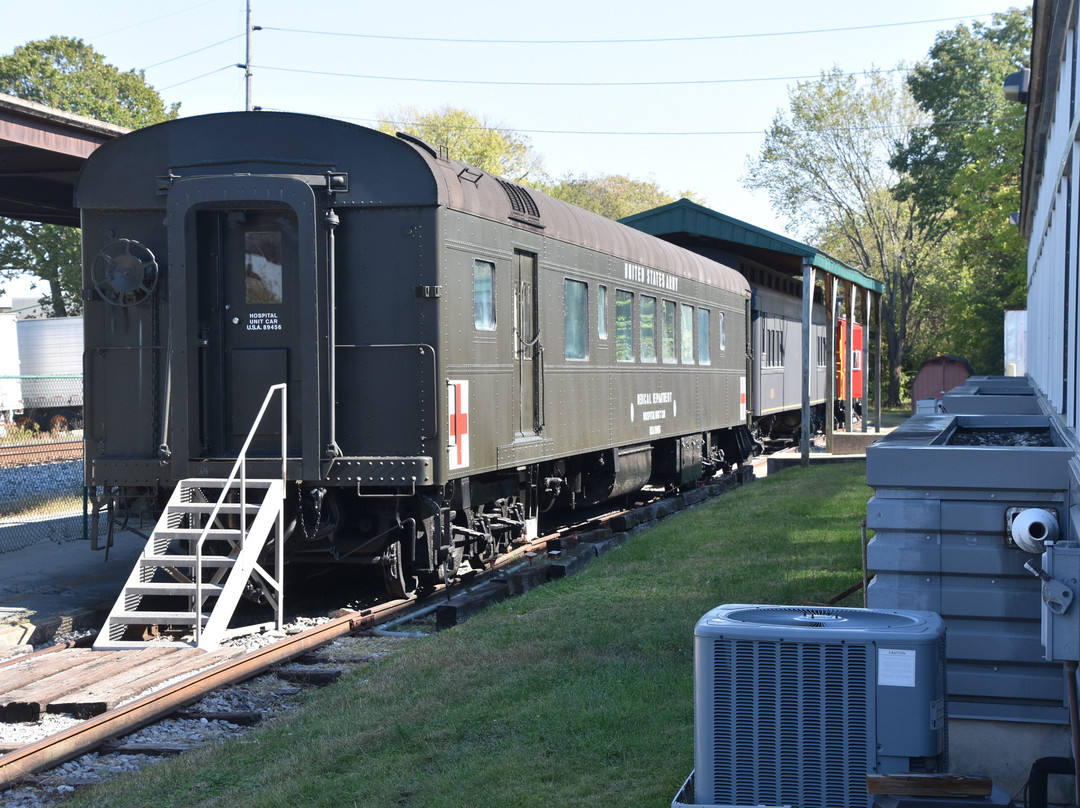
[68,462,870,808]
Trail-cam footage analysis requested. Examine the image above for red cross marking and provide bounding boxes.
[451,382,469,466]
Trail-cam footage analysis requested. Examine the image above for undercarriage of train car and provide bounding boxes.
[751,405,826,451]
[280,427,751,598]
[90,426,752,601]
[283,469,536,599]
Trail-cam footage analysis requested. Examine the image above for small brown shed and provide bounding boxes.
[910,354,974,412]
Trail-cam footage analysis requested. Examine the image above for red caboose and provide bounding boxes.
[836,318,864,401]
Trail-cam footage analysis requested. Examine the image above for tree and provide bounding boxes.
[891,10,1030,374]
[378,105,545,184]
[745,67,942,406]
[546,174,704,220]
[0,36,178,316]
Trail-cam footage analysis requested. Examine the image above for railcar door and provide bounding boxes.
[513,250,541,437]
[196,208,301,456]
[166,175,321,478]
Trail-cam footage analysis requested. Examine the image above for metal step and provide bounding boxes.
[164,502,254,515]
[152,528,243,541]
[95,473,285,651]
[124,582,225,597]
[92,640,200,651]
[138,555,236,568]
[110,611,204,625]
[181,478,276,489]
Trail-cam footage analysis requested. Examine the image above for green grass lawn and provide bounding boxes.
[69,462,871,808]
[879,406,911,428]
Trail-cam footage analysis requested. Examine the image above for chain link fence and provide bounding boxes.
[0,374,87,553]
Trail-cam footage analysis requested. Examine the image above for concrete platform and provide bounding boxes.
[0,534,144,646]
[763,428,893,476]
[830,428,889,455]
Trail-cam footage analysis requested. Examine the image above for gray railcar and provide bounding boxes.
[750,276,829,444]
[78,112,752,596]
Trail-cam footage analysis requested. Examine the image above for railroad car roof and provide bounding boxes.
[397,137,749,298]
[77,111,748,298]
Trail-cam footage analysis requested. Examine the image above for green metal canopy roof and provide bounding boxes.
[621,198,884,295]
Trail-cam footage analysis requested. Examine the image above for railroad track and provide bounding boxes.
[0,466,751,801]
[0,441,82,469]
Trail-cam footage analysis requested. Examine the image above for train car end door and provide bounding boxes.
[166,176,322,479]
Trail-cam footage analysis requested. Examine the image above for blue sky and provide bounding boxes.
[1,0,1025,243]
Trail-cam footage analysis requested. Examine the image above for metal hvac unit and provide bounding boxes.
[694,604,946,808]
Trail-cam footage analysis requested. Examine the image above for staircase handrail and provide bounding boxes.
[194,383,287,645]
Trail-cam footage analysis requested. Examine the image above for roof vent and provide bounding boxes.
[498,179,541,222]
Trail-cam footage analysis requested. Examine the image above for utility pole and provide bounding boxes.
[244,0,253,111]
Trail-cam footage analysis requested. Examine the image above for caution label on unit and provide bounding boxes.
[877,648,916,687]
[740,376,747,421]
[448,379,470,470]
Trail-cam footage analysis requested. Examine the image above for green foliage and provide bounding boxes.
[746,67,940,406]
[378,105,545,184]
[0,36,178,315]
[0,422,39,444]
[0,35,179,126]
[545,173,702,220]
[891,9,1030,375]
[65,464,868,808]
[0,224,81,316]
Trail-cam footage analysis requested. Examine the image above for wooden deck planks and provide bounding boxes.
[0,648,183,721]
[49,646,245,719]
[0,649,98,695]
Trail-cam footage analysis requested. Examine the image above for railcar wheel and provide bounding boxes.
[382,539,417,600]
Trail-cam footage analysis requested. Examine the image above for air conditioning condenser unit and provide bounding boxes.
[693,604,946,808]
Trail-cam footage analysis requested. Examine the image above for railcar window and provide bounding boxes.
[615,290,634,362]
[245,231,283,304]
[662,299,676,362]
[680,303,695,364]
[697,308,711,365]
[640,295,657,363]
[564,279,588,360]
[598,285,608,340]
[765,326,785,368]
[473,260,496,330]
[717,311,725,351]
[817,335,827,368]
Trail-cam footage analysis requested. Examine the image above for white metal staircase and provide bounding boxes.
[95,385,288,650]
